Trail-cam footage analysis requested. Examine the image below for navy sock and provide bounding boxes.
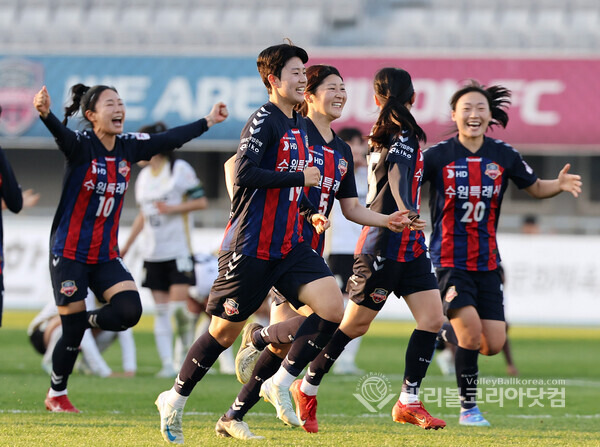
[175,331,225,396]
[401,329,437,396]
[225,349,283,421]
[50,312,87,392]
[252,315,307,351]
[455,346,479,410]
[305,329,353,386]
[87,290,142,331]
[281,313,339,377]
[438,321,458,346]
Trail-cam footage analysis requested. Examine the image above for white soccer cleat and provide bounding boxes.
[215,416,265,440]
[435,347,455,376]
[259,377,301,427]
[155,391,184,444]
[156,365,179,379]
[235,322,263,384]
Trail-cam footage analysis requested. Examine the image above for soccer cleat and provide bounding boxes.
[259,377,301,427]
[392,400,446,430]
[332,361,364,375]
[44,390,80,413]
[235,322,263,384]
[156,365,179,379]
[155,391,184,444]
[215,415,265,440]
[290,379,318,433]
[459,407,491,426]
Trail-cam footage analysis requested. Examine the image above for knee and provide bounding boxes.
[480,338,506,356]
[420,314,445,334]
[112,291,143,329]
[459,333,482,351]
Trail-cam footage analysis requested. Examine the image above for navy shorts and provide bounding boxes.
[436,267,505,321]
[206,242,332,322]
[327,254,355,293]
[50,255,134,306]
[141,257,196,291]
[348,252,439,312]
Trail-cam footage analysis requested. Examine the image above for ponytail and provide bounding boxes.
[63,83,118,126]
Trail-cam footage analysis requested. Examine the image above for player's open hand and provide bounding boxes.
[558,163,582,198]
[33,86,51,119]
[310,213,330,234]
[303,166,321,187]
[205,102,228,127]
[386,210,411,233]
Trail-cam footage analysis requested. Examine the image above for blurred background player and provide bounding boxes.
[325,127,369,375]
[121,121,208,379]
[423,80,582,426]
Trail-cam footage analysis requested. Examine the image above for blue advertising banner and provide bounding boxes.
[0,55,266,145]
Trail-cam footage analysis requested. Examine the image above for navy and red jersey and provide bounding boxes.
[220,102,310,260]
[423,136,538,271]
[0,147,23,276]
[41,111,209,264]
[299,118,357,255]
[354,130,427,262]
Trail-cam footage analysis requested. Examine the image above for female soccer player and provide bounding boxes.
[215,64,410,440]
[290,67,447,432]
[33,84,227,413]
[121,121,208,378]
[422,80,581,426]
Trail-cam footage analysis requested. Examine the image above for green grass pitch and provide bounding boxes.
[1,311,599,446]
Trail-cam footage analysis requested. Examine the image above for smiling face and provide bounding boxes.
[269,56,307,114]
[306,74,347,123]
[452,90,491,141]
[85,89,126,135]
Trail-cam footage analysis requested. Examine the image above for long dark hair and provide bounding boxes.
[63,83,118,126]
[450,80,511,131]
[296,64,343,117]
[370,67,426,148]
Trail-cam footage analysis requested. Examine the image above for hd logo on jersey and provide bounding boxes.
[223,298,240,316]
[485,163,501,180]
[0,58,44,137]
[370,288,389,304]
[60,280,78,297]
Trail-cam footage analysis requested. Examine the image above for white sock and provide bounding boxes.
[300,377,319,396]
[48,388,68,397]
[166,387,188,409]
[399,391,419,405]
[154,303,173,368]
[271,365,296,388]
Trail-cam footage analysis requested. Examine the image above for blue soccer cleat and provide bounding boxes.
[459,406,491,426]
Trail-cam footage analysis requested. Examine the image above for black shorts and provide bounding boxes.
[141,257,196,291]
[206,243,332,322]
[50,256,134,306]
[348,252,439,312]
[436,267,505,321]
[327,254,355,293]
[29,327,46,354]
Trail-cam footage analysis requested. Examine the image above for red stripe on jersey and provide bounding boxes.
[466,162,482,271]
[486,170,504,270]
[354,225,369,255]
[440,163,456,267]
[87,160,118,263]
[257,187,279,259]
[64,168,96,258]
[110,165,130,259]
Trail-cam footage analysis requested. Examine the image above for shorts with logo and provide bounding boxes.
[436,267,504,321]
[206,242,333,322]
[327,253,355,293]
[50,256,135,306]
[141,257,196,291]
[348,252,439,312]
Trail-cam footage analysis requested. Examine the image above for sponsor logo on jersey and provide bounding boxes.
[224,298,240,316]
[370,287,389,304]
[60,280,78,297]
[338,158,348,176]
[118,160,130,177]
[445,285,458,303]
[485,163,501,180]
[0,58,44,137]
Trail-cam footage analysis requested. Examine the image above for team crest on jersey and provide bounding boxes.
[223,298,240,316]
[445,286,458,303]
[485,163,501,180]
[370,288,389,304]
[338,158,348,176]
[60,280,78,297]
[118,160,130,177]
[0,58,44,137]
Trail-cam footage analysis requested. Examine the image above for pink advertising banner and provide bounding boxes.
[310,55,600,152]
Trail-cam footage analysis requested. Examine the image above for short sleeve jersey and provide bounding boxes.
[220,102,310,260]
[423,136,538,271]
[135,159,204,261]
[355,130,427,262]
[300,118,357,255]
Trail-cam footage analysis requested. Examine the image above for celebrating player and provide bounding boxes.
[422,80,582,426]
[33,83,227,413]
